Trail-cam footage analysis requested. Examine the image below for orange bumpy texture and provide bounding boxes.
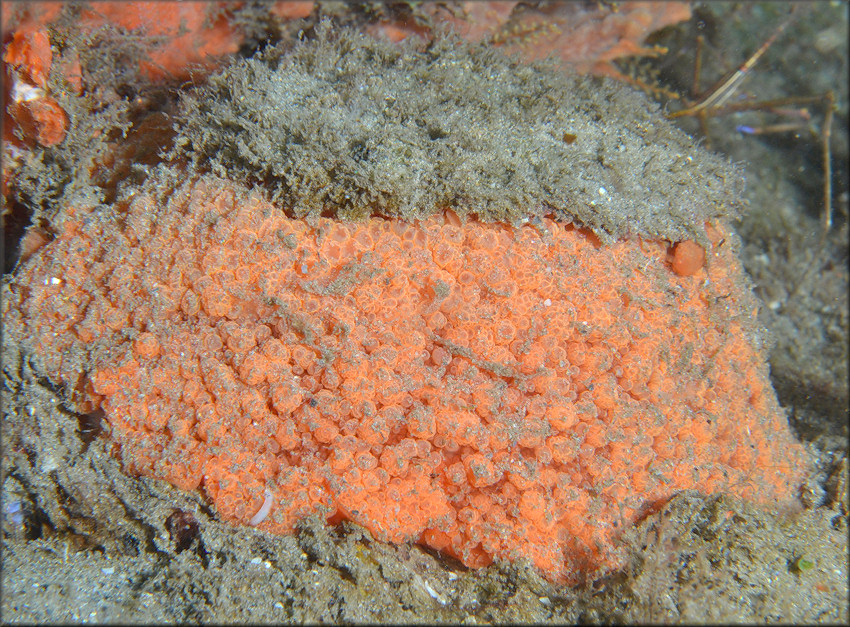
[6,177,809,584]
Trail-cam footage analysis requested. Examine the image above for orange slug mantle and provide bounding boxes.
[5,176,809,584]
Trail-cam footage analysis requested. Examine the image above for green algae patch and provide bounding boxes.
[174,21,743,244]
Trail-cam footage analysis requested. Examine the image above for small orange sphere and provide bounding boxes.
[671,240,706,276]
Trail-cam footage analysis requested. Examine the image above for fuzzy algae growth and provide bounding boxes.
[175,22,743,244]
[4,24,810,585]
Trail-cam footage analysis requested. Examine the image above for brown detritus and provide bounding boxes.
[77,408,104,447]
[664,8,836,248]
[165,509,201,553]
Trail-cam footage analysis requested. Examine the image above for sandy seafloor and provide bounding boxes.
[1,2,848,623]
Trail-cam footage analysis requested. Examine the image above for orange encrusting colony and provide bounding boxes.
[6,176,809,584]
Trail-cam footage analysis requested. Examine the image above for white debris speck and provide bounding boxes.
[12,82,44,103]
[40,455,58,473]
[250,557,262,565]
[6,144,25,162]
[4,499,24,526]
[50,277,62,285]
[598,186,606,196]
[415,574,448,605]
[447,572,458,581]
[101,567,115,575]
[543,298,552,307]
